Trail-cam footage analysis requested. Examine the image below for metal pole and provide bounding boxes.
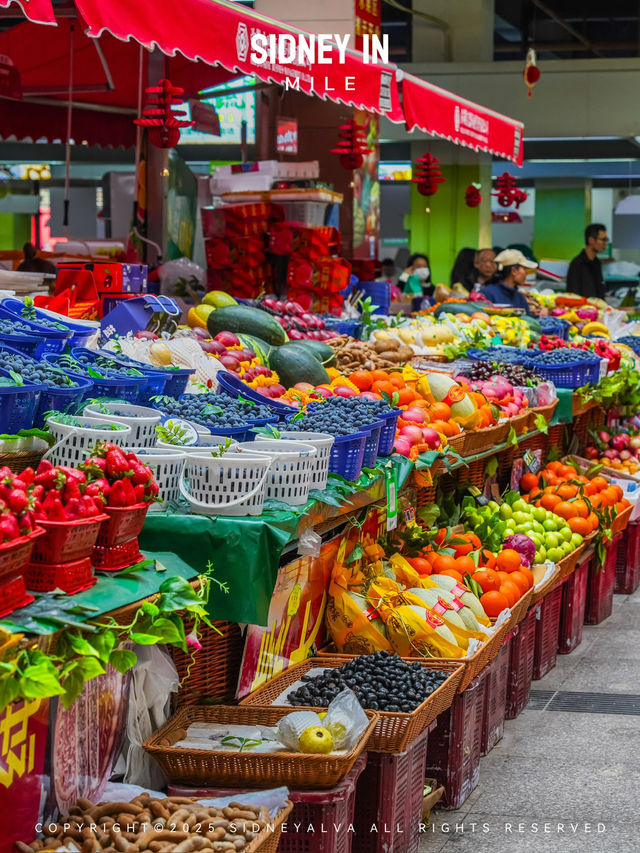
[63,23,75,229]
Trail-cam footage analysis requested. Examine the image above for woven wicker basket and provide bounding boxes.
[530,564,563,607]
[556,542,586,583]
[240,656,464,753]
[462,421,510,457]
[143,704,379,789]
[612,504,633,537]
[510,409,533,437]
[507,587,533,627]
[0,442,49,475]
[170,620,245,707]
[438,617,512,693]
[530,398,559,425]
[248,803,294,853]
[445,432,466,455]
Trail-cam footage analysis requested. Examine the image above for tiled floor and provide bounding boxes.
[419,585,640,852]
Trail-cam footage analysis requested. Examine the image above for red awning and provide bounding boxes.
[402,72,524,166]
[0,0,54,25]
[74,0,404,121]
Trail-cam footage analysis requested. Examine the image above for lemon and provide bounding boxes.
[299,726,334,754]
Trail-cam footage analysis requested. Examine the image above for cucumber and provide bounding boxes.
[206,305,287,346]
[292,339,337,368]
[268,343,331,389]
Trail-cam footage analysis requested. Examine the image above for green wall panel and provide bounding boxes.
[534,187,588,259]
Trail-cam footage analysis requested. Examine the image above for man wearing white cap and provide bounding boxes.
[480,249,538,315]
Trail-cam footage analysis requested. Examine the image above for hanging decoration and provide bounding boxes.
[331,120,372,170]
[412,152,446,197]
[524,48,540,98]
[134,79,194,149]
[493,172,528,209]
[464,183,482,207]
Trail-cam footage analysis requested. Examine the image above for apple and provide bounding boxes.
[403,408,425,424]
[359,391,379,401]
[334,386,358,398]
[219,354,241,371]
[421,427,441,450]
[400,425,423,445]
[394,438,412,457]
[199,339,226,355]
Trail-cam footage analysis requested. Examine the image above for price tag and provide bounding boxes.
[386,467,398,531]
[523,449,541,475]
[599,358,608,380]
[404,505,416,525]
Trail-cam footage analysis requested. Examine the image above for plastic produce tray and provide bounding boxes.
[352,725,431,853]
[25,556,95,594]
[526,356,601,389]
[328,430,369,481]
[30,515,108,563]
[0,571,34,617]
[376,409,401,457]
[615,521,640,595]
[361,422,383,468]
[143,704,378,790]
[424,672,487,810]
[239,655,465,754]
[480,638,511,756]
[0,528,44,581]
[532,582,563,680]
[96,503,149,547]
[91,537,144,571]
[505,607,537,719]
[558,557,590,654]
[585,534,620,625]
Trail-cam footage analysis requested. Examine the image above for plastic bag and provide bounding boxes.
[326,564,394,654]
[158,257,206,296]
[323,688,369,750]
[120,645,180,789]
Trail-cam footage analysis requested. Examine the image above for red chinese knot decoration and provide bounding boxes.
[412,153,446,197]
[331,120,371,170]
[134,79,194,149]
[493,172,528,209]
[465,184,482,207]
[524,48,540,98]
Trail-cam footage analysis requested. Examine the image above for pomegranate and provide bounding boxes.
[214,331,241,347]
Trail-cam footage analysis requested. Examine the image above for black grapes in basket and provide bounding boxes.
[1,353,78,387]
[287,651,448,713]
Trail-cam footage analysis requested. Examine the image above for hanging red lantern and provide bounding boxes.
[524,48,540,98]
[412,153,446,197]
[493,172,528,208]
[465,184,482,207]
[331,120,371,170]
[134,79,195,149]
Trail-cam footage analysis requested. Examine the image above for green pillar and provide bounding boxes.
[533,184,591,259]
[408,164,487,285]
[0,214,30,250]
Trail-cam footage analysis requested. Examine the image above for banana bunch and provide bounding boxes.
[582,322,610,337]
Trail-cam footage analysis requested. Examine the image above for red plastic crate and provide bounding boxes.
[26,557,96,594]
[558,558,590,654]
[424,674,486,811]
[92,537,143,571]
[205,237,266,270]
[0,529,43,581]
[168,756,366,853]
[615,521,640,595]
[353,725,431,853]
[480,637,511,756]
[30,515,108,564]
[0,572,33,617]
[532,583,563,680]
[287,256,352,294]
[505,607,537,720]
[96,504,149,547]
[585,535,620,625]
[270,224,341,259]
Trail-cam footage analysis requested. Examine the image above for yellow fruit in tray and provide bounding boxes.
[373,330,392,342]
[299,726,334,754]
[187,304,215,329]
[398,328,416,345]
[202,290,237,308]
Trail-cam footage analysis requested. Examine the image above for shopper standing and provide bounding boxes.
[481,249,537,314]
[398,252,433,310]
[566,223,608,299]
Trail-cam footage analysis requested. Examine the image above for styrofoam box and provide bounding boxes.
[213,160,319,178]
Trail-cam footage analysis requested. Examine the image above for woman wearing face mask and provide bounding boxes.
[399,253,433,310]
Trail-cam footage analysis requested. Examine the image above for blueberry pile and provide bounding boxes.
[153,394,256,429]
[287,651,448,713]
[1,353,78,387]
[531,349,599,364]
[473,347,533,364]
[613,336,640,353]
[0,319,39,336]
[457,362,542,385]
[74,354,143,377]
[287,397,387,436]
[20,313,68,332]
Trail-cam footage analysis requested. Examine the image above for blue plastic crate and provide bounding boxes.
[247,415,280,429]
[361,422,383,468]
[329,429,369,481]
[526,356,602,389]
[70,347,149,401]
[216,370,297,418]
[378,408,402,456]
[0,330,40,356]
[358,281,391,315]
[42,354,143,402]
[109,353,194,398]
[0,369,41,433]
[0,297,95,347]
[0,304,71,356]
[538,317,571,341]
[322,317,363,338]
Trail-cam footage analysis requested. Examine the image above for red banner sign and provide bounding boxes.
[276,116,298,154]
[354,0,381,53]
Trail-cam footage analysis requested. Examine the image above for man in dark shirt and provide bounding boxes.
[566,224,607,299]
[481,249,537,314]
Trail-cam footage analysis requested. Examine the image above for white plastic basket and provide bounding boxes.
[83,402,162,448]
[44,416,132,467]
[156,435,239,455]
[261,430,334,491]
[233,439,317,506]
[125,446,187,511]
[180,452,271,517]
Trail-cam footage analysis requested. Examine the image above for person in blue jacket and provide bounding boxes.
[480,249,537,314]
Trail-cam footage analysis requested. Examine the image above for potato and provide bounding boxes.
[377,350,402,362]
[396,345,414,362]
